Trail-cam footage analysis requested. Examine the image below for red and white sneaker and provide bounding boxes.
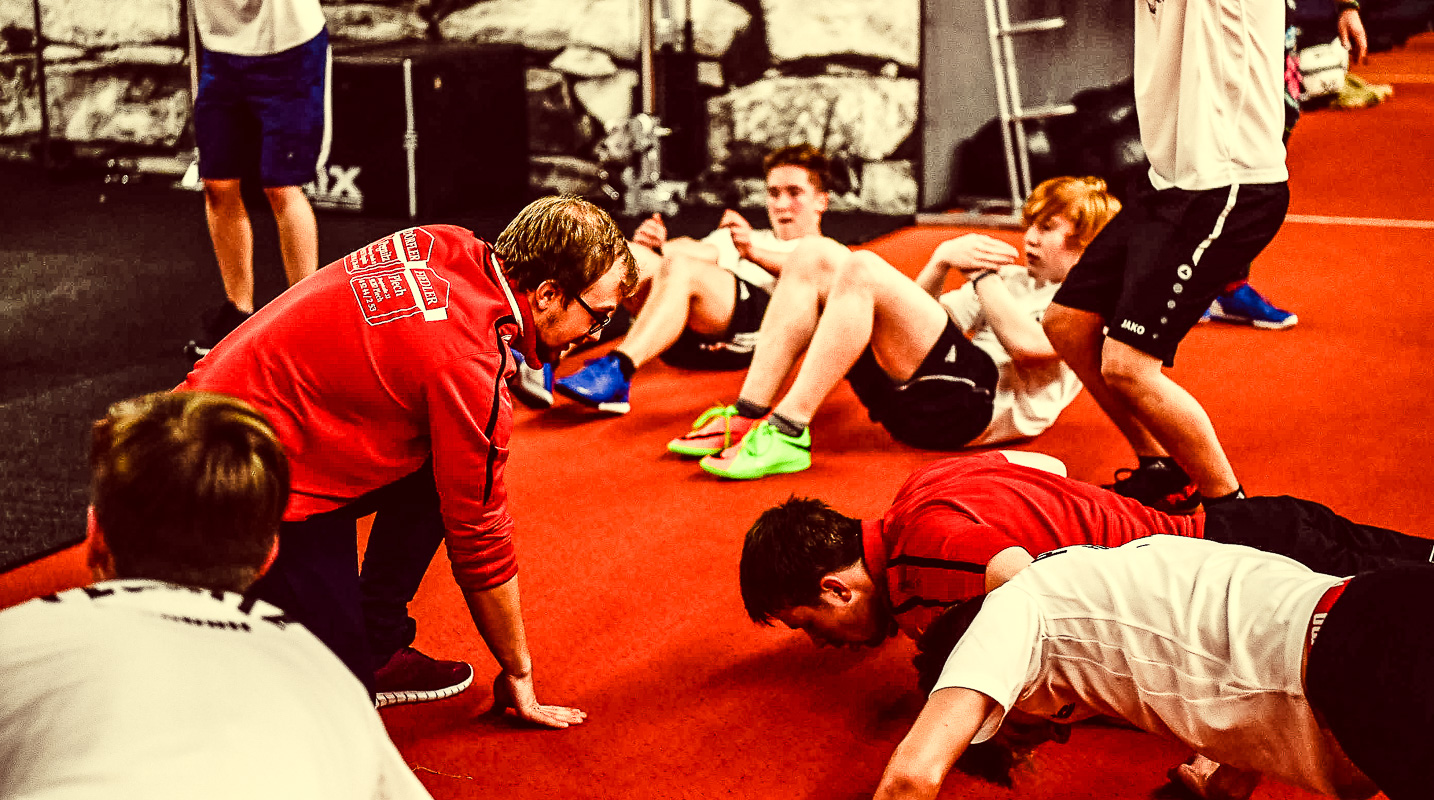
[373,647,474,708]
[666,405,761,457]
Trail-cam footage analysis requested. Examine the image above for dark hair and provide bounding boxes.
[739,496,863,624]
[763,144,831,194]
[90,391,290,593]
[913,596,988,695]
[913,597,1068,787]
[494,195,639,301]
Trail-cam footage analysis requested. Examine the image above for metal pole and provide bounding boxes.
[982,0,1021,214]
[30,0,50,171]
[639,0,656,115]
[185,0,199,103]
[995,0,1033,199]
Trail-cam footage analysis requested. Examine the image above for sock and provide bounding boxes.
[1223,278,1248,294]
[612,351,636,381]
[1203,486,1246,507]
[734,398,769,419]
[768,412,807,438]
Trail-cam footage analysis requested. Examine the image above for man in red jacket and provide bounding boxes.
[180,196,636,727]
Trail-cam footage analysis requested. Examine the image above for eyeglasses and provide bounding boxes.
[574,294,613,337]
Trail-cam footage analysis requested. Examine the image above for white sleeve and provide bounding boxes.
[370,712,435,799]
[939,283,984,334]
[929,586,1043,743]
[698,227,740,273]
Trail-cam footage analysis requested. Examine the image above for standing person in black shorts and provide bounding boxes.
[184,0,330,358]
[511,145,831,414]
[1042,0,1292,512]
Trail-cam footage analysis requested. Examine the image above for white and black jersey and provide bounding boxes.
[0,580,432,800]
[932,536,1348,796]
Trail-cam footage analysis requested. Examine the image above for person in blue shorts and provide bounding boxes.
[185,0,330,359]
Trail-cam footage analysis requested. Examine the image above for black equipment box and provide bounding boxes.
[310,42,529,219]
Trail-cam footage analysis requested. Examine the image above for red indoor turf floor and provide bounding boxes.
[4,34,1433,800]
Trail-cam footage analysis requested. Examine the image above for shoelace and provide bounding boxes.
[741,423,775,456]
[689,404,735,431]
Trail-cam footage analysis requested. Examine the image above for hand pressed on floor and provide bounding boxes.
[488,671,587,729]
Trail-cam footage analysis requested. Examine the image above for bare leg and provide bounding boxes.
[1042,304,1167,457]
[264,185,319,286]
[772,248,947,424]
[617,254,736,368]
[1100,338,1239,497]
[203,178,255,312]
[735,238,836,408]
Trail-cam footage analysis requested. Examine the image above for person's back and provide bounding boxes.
[0,390,431,799]
[931,536,1348,795]
[0,581,426,799]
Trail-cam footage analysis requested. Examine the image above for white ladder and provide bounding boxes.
[986,0,1077,212]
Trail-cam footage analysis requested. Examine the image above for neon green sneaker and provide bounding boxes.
[667,404,760,457]
[699,421,811,480]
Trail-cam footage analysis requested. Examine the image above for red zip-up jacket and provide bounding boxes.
[180,225,536,592]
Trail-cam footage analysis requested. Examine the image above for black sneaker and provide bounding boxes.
[183,301,251,360]
[1105,463,1202,514]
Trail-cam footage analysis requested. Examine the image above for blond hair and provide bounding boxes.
[1022,176,1122,249]
[494,195,638,300]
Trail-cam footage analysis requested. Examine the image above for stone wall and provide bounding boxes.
[0,0,189,158]
[0,0,919,214]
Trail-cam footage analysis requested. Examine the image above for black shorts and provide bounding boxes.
[1204,496,1434,577]
[658,274,770,371]
[846,318,997,450]
[1306,566,1434,800]
[1052,176,1290,366]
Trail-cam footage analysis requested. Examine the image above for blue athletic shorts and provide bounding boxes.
[195,28,330,188]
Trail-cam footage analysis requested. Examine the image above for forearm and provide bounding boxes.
[914,254,951,298]
[872,773,944,800]
[874,688,990,800]
[975,279,1059,363]
[463,576,532,676]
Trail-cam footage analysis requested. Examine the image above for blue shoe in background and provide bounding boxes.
[555,353,631,414]
[510,360,555,409]
[1208,283,1298,329]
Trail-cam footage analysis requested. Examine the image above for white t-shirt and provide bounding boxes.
[932,536,1347,796]
[1135,0,1288,190]
[0,580,432,800]
[196,0,326,56]
[940,269,1081,446]
[699,227,805,294]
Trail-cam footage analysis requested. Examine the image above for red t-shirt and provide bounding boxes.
[179,225,538,593]
[863,452,1204,640]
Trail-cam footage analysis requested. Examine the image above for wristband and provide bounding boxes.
[969,270,998,288]
[1338,0,1359,10]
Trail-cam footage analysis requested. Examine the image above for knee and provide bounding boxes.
[784,237,848,284]
[202,180,242,209]
[263,185,308,211]
[831,251,880,296]
[1098,352,1151,396]
[654,253,692,285]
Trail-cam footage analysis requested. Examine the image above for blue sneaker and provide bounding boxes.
[510,361,554,409]
[555,353,631,414]
[1207,284,1298,330]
